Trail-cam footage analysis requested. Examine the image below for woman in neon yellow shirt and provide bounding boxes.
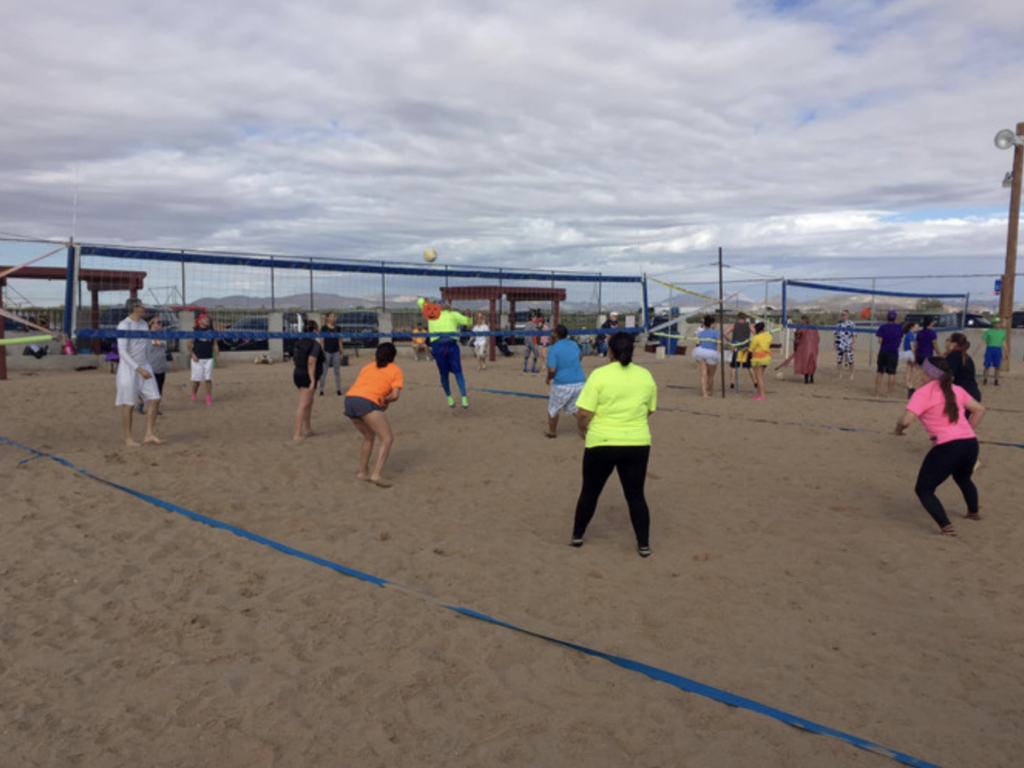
[748,321,772,401]
[571,332,657,557]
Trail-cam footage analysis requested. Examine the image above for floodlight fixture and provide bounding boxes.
[995,128,1024,150]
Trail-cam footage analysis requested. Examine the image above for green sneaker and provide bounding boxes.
[461,396,469,409]
[446,395,455,408]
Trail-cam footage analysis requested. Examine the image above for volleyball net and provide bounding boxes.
[781,279,971,334]
[31,243,647,354]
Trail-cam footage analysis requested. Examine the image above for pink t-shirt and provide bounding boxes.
[906,380,976,445]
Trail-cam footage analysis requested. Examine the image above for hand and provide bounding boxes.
[138,367,152,380]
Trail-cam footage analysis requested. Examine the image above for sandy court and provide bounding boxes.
[1,345,1022,767]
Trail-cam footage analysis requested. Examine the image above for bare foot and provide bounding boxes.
[292,434,305,441]
[143,435,165,445]
[304,429,315,437]
[125,439,142,447]
[356,472,370,481]
[370,478,392,488]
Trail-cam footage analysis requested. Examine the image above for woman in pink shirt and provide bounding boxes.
[894,356,985,537]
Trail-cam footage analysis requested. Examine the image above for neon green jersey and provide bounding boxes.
[417,298,471,342]
[426,310,471,342]
[981,327,1006,348]
[576,362,657,448]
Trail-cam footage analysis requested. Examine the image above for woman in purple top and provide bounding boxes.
[915,316,937,365]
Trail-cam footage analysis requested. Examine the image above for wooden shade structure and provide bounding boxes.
[439,285,567,361]
[0,266,147,379]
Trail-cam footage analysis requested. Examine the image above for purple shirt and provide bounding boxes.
[916,328,937,359]
[875,322,903,354]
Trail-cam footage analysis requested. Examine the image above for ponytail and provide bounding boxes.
[927,356,959,424]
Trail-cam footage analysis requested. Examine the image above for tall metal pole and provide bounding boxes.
[718,246,726,397]
[998,122,1023,372]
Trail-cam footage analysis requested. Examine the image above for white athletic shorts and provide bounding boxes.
[898,349,915,363]
[692,346,720,364]
[115,363,160,406]
[191,358,214,381]
[473,344,487,359]
[548,382,585,418]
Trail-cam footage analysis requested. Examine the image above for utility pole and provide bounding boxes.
[996,122,1023,371]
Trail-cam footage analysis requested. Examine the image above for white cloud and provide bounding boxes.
[1,0,1022,300]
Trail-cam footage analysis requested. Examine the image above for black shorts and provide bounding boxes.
[294,370,312,389]
[344,396,381,419]
[877,351,898,375]
[731,351,751,369]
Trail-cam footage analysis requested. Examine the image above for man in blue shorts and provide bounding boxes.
[981,317,1006,386]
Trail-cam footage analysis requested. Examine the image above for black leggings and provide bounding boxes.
[914,438,979,529]
[573,445,651,546]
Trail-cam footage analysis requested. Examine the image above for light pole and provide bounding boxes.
[995,122,1023,372]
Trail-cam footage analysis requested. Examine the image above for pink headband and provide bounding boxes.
[921,359,946,380]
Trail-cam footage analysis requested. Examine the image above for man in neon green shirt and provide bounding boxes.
[981,318,1007,386]
[418,297,472,408]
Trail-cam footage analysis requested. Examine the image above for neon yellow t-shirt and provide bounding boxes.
[576,362,657,448]
[418,298,470,342]
[749,331,772,366]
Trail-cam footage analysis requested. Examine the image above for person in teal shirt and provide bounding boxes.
[418,297,472,408]
[544,324,586,437]
[571,332,657,557]
[981,317,1007,386]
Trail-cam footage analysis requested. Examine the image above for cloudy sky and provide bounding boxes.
[2,0,1023,293]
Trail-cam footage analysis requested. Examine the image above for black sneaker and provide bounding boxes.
[570,537,584,548]
[637,545,652,558]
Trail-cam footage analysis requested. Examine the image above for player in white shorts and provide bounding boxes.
[115,298,163,446]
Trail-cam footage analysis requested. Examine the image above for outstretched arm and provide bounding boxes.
[894,409,916,436]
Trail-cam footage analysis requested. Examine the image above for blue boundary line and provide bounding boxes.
[1,433,948,768]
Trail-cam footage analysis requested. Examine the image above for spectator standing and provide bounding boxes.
[980,317,1006,386]
[834,309,856,380]
[874,310,904,398]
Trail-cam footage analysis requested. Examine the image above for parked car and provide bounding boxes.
[1013,311,1024,328]
[219,314,301,358]
[331,310,380,348]
[3,315,33,332]
[503,309,544,346]
[77,305,182,352]
[903,312,969,330]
